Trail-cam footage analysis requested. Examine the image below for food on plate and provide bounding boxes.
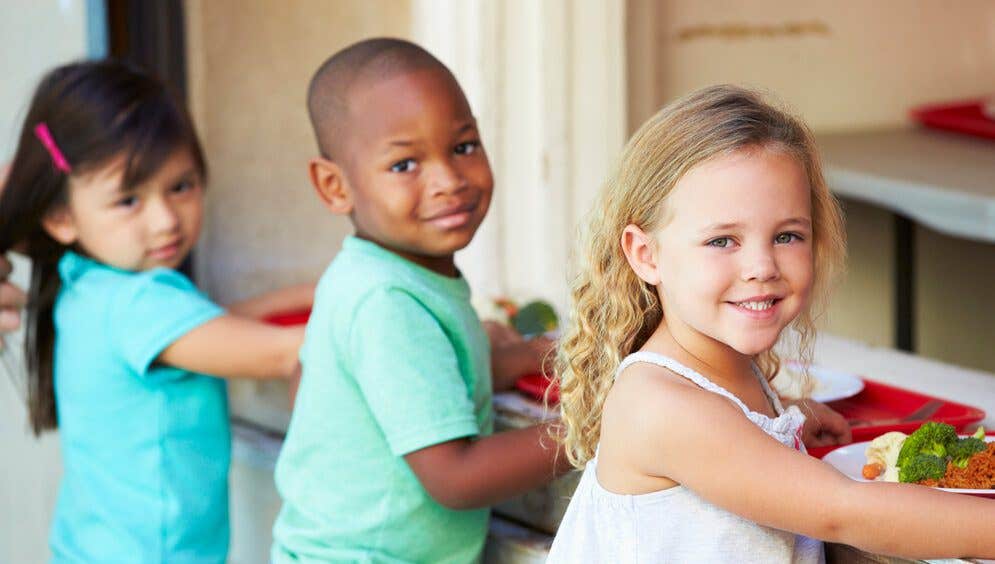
[861,423,993,489]
[861,431,907,481]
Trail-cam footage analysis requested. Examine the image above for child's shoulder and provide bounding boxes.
[322,240,462,309]
[610,359,702,412]
[606,357,746,434]
[61,257,197,306]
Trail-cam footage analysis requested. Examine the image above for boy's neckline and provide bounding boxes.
[344,236,467,284]
[350,233,461,279]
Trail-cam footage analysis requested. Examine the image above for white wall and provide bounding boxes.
[1,2,91,561]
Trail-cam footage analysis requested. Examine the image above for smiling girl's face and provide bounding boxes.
[653,145,815,357]
[43,147,204,272]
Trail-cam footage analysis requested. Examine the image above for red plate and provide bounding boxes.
[910,99,995,141]
[263,308,311,326]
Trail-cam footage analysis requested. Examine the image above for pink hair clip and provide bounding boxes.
[34,122,72,173]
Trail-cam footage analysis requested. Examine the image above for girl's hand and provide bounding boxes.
[786,398,852,448]
[0,164,27,343]
[0,255,26,344]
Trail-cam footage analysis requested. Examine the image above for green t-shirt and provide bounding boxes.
[272,236,494,564]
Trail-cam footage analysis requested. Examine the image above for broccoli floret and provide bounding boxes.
[948,437,987,468]
[898,454,948,483]
[896,422,958,469]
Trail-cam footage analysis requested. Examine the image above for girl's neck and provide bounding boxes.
[642,321,755,385]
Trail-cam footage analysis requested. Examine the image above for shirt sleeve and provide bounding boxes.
[108,268,225,380]
[350,287,480,456]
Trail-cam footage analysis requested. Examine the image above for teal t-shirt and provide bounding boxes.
[272,236,494,564]
[48,251,229,563]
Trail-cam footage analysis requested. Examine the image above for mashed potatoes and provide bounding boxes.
[864,431,907,482]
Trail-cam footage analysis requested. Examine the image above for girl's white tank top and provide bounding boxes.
[546,351,825,563]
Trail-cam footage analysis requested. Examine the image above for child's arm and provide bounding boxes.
[226,283,315,320]
[158,316,304,380]
[403,423,572,510]
[608,365,995,559]
[490,335,555,392]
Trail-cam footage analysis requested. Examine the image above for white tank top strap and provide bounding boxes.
[616,351,755,417]
[616,351,806,445]
[755,365,786,415]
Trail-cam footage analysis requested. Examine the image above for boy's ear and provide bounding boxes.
[621,224,661,285]
[41,206,79,246]
[309,157,353,215]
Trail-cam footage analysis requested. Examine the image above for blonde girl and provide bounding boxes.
[547,85,995,562]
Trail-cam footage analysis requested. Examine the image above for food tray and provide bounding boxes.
[516,373,559,404]
[825,378,985,436]
[806,378,985,458]
[909,99,995,141]
[263,308,311,326]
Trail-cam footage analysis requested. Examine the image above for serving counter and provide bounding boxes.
[230,332,995,563]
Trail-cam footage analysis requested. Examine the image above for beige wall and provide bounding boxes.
[186,0,412,305]
[626,0,995,133]
[626,0,995,373]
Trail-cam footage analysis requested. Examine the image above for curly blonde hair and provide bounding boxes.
[553,85,847,468]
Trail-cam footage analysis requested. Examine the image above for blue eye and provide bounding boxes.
[455,141,479,155]
[775,232,801,244]
[390,159,418,173]
[707,237,732,248]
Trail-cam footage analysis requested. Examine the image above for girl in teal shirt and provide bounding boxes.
[0,60,311,563]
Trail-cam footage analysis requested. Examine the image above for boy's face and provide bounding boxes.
[328,68,493,276]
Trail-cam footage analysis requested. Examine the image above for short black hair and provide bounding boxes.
[306,37,453,159]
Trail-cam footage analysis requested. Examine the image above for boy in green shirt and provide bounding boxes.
[271,38,571,563]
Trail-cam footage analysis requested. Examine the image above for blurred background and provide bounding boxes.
[2,1,993,561]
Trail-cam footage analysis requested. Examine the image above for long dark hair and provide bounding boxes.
[0,60,206,434]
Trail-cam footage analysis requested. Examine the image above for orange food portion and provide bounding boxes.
[918,442,995,489]
[862,462,884,480]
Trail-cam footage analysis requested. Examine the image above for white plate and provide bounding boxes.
[822,436,995,498]
[780,362,865,403]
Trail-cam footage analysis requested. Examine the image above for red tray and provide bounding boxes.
[910,99,995,141]
[825,378,985,438]
[263,308,311,326]
[516,373,559,403]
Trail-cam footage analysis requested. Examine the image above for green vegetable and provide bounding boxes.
[512,301,558,336]
[898,454,948,483]
[895,421,958,470]
[972,426,986,440]
[948,437,987,469]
